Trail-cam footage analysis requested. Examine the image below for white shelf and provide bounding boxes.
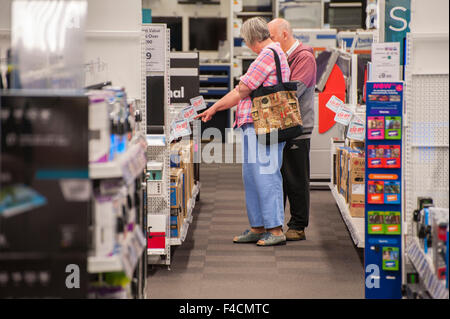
[170,183,200,246]
[88,255,122,274]
[407,237,449,299]
[147,248,166,256]
[329,184,365,248]
[89,135,147,183]
[88,227,146,276]
[235,12,273,16]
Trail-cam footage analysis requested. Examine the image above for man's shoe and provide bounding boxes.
[285,229,306,241]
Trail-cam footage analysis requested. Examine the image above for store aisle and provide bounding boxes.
[147,163,364,299]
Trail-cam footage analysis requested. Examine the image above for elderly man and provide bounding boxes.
[268,18,317,241]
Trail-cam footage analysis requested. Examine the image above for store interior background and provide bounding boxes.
[0,0,448,299]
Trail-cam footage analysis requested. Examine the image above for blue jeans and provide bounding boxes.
[241,123,285,229]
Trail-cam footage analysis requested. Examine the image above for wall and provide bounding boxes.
[85,0,142,100]
[0,0,12,78]
[0,0,142,99]
[143,0,231,61]
[410,0,449,33]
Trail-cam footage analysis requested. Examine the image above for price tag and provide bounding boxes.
[180,105,197,122]
[190,96,207,111]
[326,95,344,112]
[172,119,191,138]
[347,115,365,141]
[334,105,353,126]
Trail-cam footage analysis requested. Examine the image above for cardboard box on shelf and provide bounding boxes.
[170,168,184,213]
[348,139,365,152]
[335,146,345,189]
[348,170,365,218]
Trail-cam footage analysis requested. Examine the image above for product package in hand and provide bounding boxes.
[190,96,207,112]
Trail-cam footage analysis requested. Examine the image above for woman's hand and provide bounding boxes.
[195,106,216,122]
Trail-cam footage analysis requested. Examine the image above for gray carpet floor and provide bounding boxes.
[146,163,364,299]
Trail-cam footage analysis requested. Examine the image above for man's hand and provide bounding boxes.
[194,106,216,122]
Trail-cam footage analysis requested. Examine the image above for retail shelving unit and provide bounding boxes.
[88,136,148,299]
[329,183,365,248]
[402,30,449,297]
[169,183,201,246]
[141,24,172,266]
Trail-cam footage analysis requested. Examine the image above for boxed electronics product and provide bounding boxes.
[147,161,163,196]
[347,138,365,152]
[147,214,166,250]
[335,146,345,189]
[0,92,90,298]
[88,95,110,163]
[93,195,118,257]
[332,139,345,186]
[170,168,184,213]
[347,153,365,217]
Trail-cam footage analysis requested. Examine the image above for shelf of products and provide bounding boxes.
[170,182,200,246]
[407,237,449,299]
[88,227,146,276]
[89,136,147,183]
[329,183,365,248]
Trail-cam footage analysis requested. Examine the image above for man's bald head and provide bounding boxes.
[268,18,296,53]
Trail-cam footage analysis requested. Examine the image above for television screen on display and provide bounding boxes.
[151,16,183,51]
[189,17,227,51]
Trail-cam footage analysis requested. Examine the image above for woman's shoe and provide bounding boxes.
[256,232,287,246]
[233,229,264,243]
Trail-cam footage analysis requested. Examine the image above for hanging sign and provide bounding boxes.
[334,104,354,126]
[179,105,197,122]
[347,115,366,141]
[326,95,344,113]
[190,96,207,112]
[143,24,165,72]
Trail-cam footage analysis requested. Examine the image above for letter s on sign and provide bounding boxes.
[389,6,408,32]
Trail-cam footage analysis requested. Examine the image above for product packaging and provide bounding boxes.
[367,116,385,140]
[368,180,384,204]
[384,145,401,168]
[384,181,401,204]
[384,211,401,235]
[382,246,400,271]
[368,211,385,234]
[385,116,402,140]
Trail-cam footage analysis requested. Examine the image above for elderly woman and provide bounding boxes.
[196,17,290,246]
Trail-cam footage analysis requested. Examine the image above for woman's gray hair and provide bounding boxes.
[240,17,270,46]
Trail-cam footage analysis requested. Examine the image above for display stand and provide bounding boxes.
[364,82,404,299]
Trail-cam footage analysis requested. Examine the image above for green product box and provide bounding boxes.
[382,247,399,271]
[385,116,402,140]
[384,211,401,235]
[368,211,385,235]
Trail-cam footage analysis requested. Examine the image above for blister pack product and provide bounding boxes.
[368,180,384,204]
[367,116,385,140]
[368,145,383,168]
[384,145,401,168]
[384,211,401,235]
[384,181,401,204]
[382,246,399,271]
[368,211,385,234]
[385,116,402,140]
